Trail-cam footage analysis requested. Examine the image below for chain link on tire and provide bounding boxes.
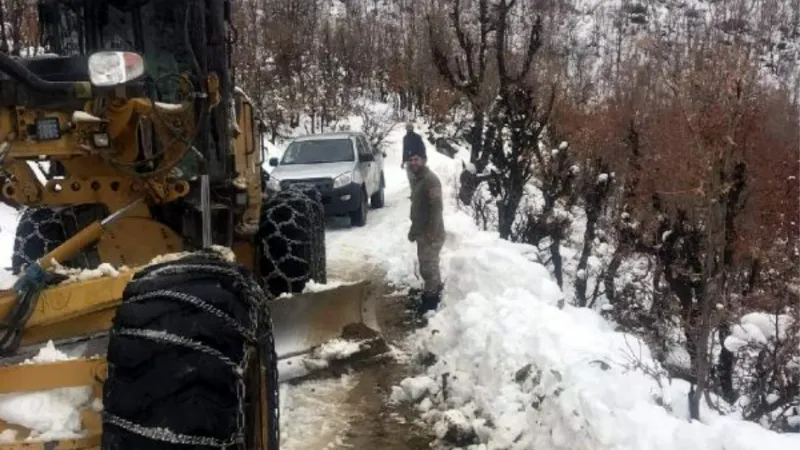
[11,205,105,274]
[101,250,279,450]
[257,185,327,297]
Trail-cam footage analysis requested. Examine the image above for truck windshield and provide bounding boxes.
[280,139,355,165]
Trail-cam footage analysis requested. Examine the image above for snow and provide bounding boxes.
[343,122,800,448]
[390,376,439,404]
[145,245,236,266]
[301,279,351,293]
[0,114,796,448]
[275,279,357,299]
[312,338,366,361]
[51,261,123,284]
[268,117,800,449]
[725,312,797,353]
[0,203,20,269]
[279,374,359,449]
[0,341,92,441]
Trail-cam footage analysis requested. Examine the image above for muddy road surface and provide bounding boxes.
[279,272,434,450]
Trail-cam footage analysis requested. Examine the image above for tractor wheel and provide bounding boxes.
[101,251,279,450]
[11,205,106,274]
[258,186,327,297]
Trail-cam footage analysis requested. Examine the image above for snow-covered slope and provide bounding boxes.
[375,123,800,449]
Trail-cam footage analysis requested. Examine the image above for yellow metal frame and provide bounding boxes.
[0,73,270,447]
[0,272,127,449]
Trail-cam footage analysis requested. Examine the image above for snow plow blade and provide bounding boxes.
[269,280,387,382]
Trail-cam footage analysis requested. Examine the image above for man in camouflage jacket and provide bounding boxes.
[406,149,446,313]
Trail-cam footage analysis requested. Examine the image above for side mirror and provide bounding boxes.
[360,153,374,162]
[382,152,387,158]
[88,51,146,87]
[269,157,279,167]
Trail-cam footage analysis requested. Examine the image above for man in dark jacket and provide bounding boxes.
[407,148,445,315]
[401,122,426,191]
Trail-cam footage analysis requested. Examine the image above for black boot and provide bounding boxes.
[416,288,442,316]
[406,287,423,311]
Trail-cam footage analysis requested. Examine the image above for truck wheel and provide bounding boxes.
[349,189,368,227]
[101,252,279,450]
[11,205,105,274]
[369,180,385,209]
[258,186,327,297]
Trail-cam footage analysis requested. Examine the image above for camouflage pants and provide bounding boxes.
[417,235,445,295]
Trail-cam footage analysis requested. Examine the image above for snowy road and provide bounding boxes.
[0,122,441,448]
[278,276,433,450]
[278,124,440,449]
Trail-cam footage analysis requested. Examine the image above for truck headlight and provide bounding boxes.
[266,177,281,191]
[333,172,352,189]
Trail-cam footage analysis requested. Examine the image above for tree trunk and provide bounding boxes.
[471,110,484,166]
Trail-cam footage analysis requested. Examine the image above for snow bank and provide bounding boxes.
[378,123,800,449]
[0,341,92,441]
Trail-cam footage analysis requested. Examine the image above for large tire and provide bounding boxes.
[370,172,385,209]
[11,205,106,274]
[258,185,327,297]
[349,188,368,227]
[101,252,279,450]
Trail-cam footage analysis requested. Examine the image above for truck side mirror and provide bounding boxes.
[269,157,279,167]
[360,153,374,163]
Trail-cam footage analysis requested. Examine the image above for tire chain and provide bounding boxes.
[12,206,67,273]
[12,205,104,273]
[259,185,327,296]
[296,185,326,284]
[103,249,280,449]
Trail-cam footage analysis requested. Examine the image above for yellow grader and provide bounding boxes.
[0,0,380,448]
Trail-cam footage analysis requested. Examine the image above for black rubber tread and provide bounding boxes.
[11,204,106,274]
[101,252,279,450]
[258,186,327,297]
[370,175,385,209]
[349,188,368,227]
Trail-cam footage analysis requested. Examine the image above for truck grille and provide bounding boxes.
[280,178,333,192]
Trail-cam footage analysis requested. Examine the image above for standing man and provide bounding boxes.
[401,122,426,192]
[407,149,446,316]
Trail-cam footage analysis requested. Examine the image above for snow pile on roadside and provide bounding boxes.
[382,124,800,449]
[0,341,92,442]
[313,338,367,361]
[393,234,800,449]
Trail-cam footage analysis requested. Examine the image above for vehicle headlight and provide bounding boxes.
[333,172,353,189]
[266,177,281,191]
